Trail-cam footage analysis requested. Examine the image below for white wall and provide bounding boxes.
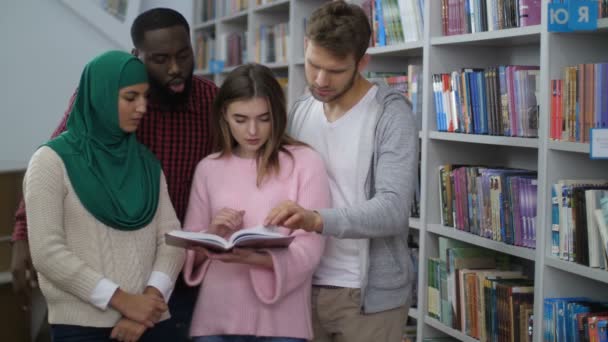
[0,1,120,171]
[140,0,193,27]
[0,1,193,172]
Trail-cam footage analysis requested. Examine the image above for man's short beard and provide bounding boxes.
[309,68,357,104]
[149,75,193,107]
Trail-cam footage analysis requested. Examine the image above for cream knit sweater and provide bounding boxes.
[24,146,185,327]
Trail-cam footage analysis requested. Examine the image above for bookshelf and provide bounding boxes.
[192,0,329,107]
[192,0,608,341]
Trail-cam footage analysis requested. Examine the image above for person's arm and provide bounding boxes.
[318,97,418,239]
[267,98,418,239]
[10,90,76,300]
[250,149,330,304]
[25,147,166,327]
[146,172,186,301]
[182,161,213,286]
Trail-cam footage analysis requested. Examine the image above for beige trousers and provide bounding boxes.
[311,286,409,342]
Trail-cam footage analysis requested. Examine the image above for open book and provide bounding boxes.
[165,225,294,252]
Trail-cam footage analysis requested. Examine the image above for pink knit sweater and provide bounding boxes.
[182,146,330,339]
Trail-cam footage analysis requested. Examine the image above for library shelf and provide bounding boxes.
[431,25,541,47]
[367,41,424,57]
[409,307,420,320]
[221,65,240,74]
[193,20,216,30]
[424,316,479,342]
[219,10,248,24]
[545,256,608,285]
[409,217,422,230]
[253,0,290,13]
[427,224,536,261]
[194,68,212,76]
[600,18,608,31]
[263,61,289,69]
[428,131,539,149]
[547,141,590,154]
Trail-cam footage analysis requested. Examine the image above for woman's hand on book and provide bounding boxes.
[208,208,245,238]
[205,248,274,269]
[109,288,168,328]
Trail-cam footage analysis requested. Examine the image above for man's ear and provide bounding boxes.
[357,54,371,72]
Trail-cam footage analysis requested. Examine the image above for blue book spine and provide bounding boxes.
[599,320,608,342]
[470,72,480,134]
[479,70,489,134]
[551,186,560,257]
[374,0,386,46]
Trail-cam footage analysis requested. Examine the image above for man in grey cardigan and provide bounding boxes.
[264,1,418,341]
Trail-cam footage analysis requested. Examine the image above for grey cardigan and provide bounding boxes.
[288,85,418,313]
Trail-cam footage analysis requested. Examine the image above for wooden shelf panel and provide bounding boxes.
[427,224,536,261]
[545,256,608,285]
[409,217,421,230]
[193,20,216,30]
[408,307,419,320]
[548,141,590,154]
[424,316,479,342]
[367,41,423,57]
[253,0,290,13]
[431,25,541,46]
[429,131,539,149]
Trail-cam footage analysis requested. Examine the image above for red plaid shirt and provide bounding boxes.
[12,76,218,241]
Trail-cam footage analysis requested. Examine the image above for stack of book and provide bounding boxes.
[360,0,425,46]
[544,298,608,341]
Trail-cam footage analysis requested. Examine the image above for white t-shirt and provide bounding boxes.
[296,86,378,288]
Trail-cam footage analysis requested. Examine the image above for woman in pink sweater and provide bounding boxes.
[182,63,331,342]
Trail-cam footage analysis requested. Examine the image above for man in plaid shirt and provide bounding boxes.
[10,8,217,341]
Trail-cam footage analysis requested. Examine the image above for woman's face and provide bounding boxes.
[224,97,272,159]
[118,83,149,133]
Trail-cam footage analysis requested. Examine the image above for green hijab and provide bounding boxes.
[46,50,160,231]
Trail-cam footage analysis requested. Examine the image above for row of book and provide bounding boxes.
[544,298,608,342]
[196,0,218,23]
[441,0,541,36]
[366,64,423,112]
[432,66,540,137]
[218,0,248,19]
[439,165,538,248]
[551,180,608,268]
[427,237,533,341]
[361,0,424,46]
[194,31,215,71]
[218,31,248,67]
[550,0,608,19]
[254,23,289,65]
[550,63,608,143]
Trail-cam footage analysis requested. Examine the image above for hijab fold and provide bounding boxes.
[46,51,160,231]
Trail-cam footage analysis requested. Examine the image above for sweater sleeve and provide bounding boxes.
[318,96,418,239]
[249,149,331,304]
[149,172,186,298]
[12,91,75,242]
[182,161,212,286]
[25,147,105,304]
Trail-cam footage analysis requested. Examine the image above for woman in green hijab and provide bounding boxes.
[24,50,185,342]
